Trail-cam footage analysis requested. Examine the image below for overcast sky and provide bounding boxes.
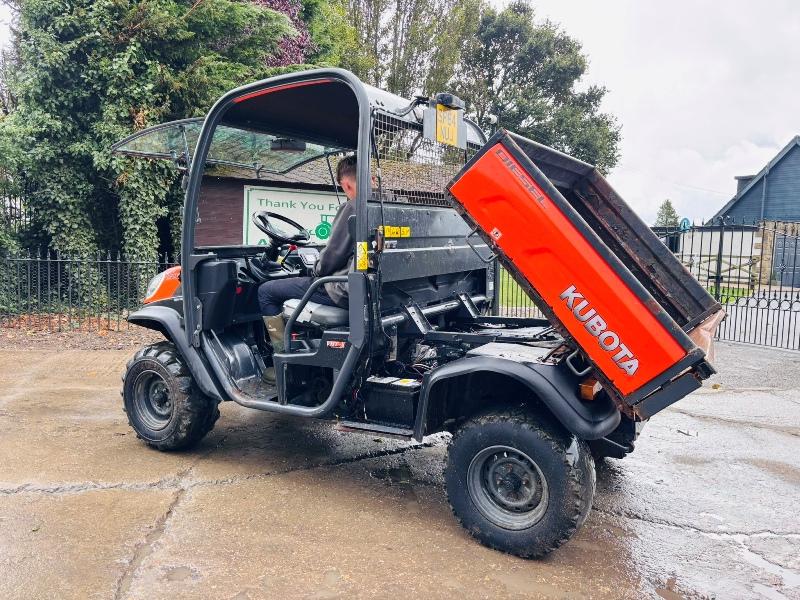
[495,0,800,223]
[2,2,799,223]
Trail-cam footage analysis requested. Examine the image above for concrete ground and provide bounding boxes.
[0,341,798,600]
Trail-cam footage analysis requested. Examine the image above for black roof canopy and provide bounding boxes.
[112,72,487,170]
[224,77,360,149]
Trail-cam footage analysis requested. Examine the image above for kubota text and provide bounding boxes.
[560,285,639,376]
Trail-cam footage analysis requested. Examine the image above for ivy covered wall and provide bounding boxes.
[0,0,302,258]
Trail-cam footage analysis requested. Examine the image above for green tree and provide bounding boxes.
[0,0,293,258]
[342,0,480,98]
[301,0,364,67]
[654,199,680,227]
[423,0,482,95]
[337,1,620,171]
[451,1,620,172]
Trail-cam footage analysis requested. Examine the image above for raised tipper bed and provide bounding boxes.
[447,130,725,418]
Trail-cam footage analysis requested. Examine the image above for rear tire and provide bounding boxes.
[122,342,219,451]
[445,408,595,558]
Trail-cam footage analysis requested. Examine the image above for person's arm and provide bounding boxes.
[314,202,355,277]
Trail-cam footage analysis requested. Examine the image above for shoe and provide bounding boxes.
[262,314,285,384]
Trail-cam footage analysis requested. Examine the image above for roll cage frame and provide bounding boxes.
[181,69,374,351]
[180,68,488,372]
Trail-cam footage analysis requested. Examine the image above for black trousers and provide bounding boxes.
[257,276,338,316]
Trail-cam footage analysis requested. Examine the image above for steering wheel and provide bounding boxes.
[252,211,311,246]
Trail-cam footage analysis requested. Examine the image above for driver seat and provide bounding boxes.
[282,298,348,328]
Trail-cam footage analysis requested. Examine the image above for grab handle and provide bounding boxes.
[565,349,593,377]
[283,276,348,351]
[465,228,497,264]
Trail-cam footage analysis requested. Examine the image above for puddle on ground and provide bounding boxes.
[369,464,413,484]
[744,458,800,486]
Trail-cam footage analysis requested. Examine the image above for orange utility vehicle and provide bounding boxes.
[118,68,723,560]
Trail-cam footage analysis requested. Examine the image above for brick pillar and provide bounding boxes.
[758,221,775,286]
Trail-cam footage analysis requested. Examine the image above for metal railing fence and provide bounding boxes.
[1,182,34,235]
[1,219,799,350]
[0,251,176,332]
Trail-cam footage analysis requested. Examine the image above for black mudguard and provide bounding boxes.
[414,355,621,442]
[128,305,226,402]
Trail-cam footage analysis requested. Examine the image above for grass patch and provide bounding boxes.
[706,286,751,300]
[499,269,536,308]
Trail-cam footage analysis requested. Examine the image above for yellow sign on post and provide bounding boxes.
[435,104,459,147]
[356,241,369,271]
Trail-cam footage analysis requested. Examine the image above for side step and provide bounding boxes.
[236,376,279,402]
[335,420,414,439]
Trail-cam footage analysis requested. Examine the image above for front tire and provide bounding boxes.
[122,342,219,451]
[445,408,595,558]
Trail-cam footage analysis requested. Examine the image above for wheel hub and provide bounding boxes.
[486,456,540,510]
[132,370,174,431]
[467,445,549,530]
[149,381,171,416]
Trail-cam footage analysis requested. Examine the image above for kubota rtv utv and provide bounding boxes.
[116,68,723,558]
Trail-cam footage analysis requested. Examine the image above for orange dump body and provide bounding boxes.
[448,131,721,410]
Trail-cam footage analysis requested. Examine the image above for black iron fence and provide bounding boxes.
[1,220,799,350]
[498,219,800,351]
[665,219,800,350]
[1,183,34,235]
[0,251,176,332]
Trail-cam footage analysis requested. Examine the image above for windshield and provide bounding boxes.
[112,118,340,175]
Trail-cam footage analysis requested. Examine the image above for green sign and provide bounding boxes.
[243,186,342,245]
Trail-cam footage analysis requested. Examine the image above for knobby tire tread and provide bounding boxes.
[446,407,595,558]
[122,342,220,451]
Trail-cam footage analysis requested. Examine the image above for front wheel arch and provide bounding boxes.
[128,305,226,402]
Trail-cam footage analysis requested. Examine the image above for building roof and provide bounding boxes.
[711,135,800,220]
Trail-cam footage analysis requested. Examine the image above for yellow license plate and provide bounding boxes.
[436,104,459,147]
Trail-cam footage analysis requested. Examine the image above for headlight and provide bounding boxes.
[143,266,181,304]
[145,272,166,302]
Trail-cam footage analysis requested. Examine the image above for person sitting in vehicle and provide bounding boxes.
[257,155,357,382]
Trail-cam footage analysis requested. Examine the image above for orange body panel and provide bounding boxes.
[144,266,181,304]
[449,145,687,396]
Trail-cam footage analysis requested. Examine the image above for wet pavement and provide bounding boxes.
[0,341,798,599]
